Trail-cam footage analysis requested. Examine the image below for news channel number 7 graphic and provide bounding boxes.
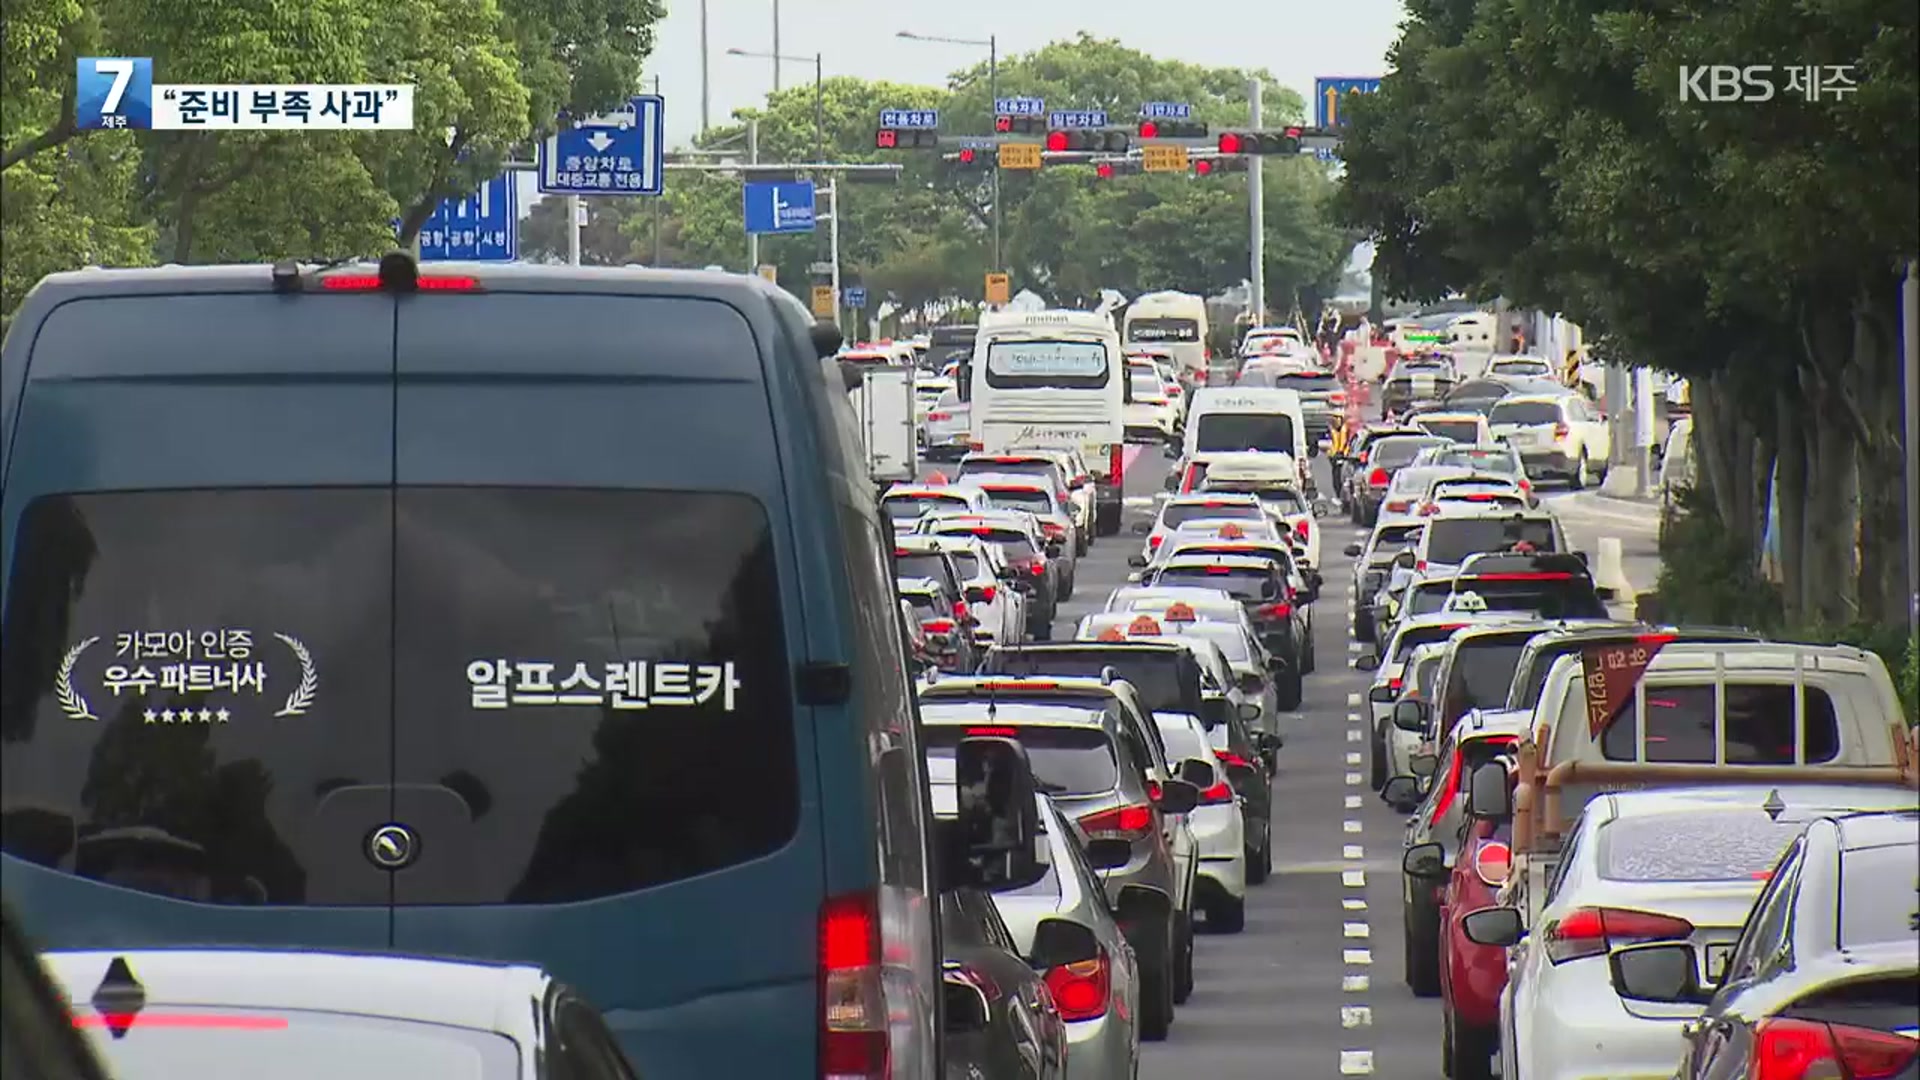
[77,57,415,130]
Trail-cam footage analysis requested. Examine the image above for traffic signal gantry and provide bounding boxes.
[878,112,1336,174]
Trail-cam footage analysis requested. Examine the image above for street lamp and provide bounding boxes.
[895,29,1000,278]
[725,47,825,164]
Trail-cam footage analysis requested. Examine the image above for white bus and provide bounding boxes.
[968,309,1127,536]
[1123,291,1210,386]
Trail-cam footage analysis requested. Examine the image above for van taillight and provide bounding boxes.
[1109,444,1125,486]
[1043,949,1112,1022]
[1148,535,1164,549]
[1543,906,1693,965]
[928,412,951,421]
[819,892,889,1079]
[976,585,997,602]
[1293,519,1310,539]
[1551,422,1570,440]
[1079,804,1153,840]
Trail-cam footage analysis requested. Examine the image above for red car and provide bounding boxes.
[1436,758,1516,1080]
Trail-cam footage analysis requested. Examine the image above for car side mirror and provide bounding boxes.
[1467,762,1514,822]
[943,966,992,1034]
[1131,520,1154,535]
[1409,752,1439,778]
[1392,698,1428,733]
[1260,579,1279,599]
[1381,776,1423,813]
[1595,585,1617,601]
[1152,778,1200,815]
[1353,652,1381,672]
[1367,683,1396,703]
[1402,841,1447,879]
[1343,542,1364,558]
[1461,906,1526,948]
[811,321,845,359]
[1236,672,1265,696]
[1028,917,1102,970]
[1394,550,1417,569]
[1127,554,1149,569]
[1177,757,1218,791]
[1164,443,1181,460]
[1085,837,1133,870]
[1236,703,1262,726]
[1572,550,1591,565]
[1609,942,1713,1004]
[940,737,1043,892]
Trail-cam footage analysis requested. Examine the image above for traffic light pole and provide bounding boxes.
[989,35,1002,288]
[1247,77,1266,327]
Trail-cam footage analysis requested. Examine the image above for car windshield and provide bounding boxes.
[921,721,1119,796]
[1160,502,1264,528]
[71,1008,521,1079]
[1194,413,1296,454]
[1489,400,1563,426]
[1425,518,1557,563]
[1597,813,1807,882]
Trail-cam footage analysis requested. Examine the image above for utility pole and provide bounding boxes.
[828,179,843,336]
[1633,366,1655,496]
[1903,257,1918,640]
[699,0,711,136]
[989,34,1000,276]
[566,195,581,265]
[651,75,664,267]
[746,119,760,272]
[771,0,781,91]
[1247,76,1266,328]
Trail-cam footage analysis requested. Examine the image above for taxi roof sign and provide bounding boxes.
[1127,615,1163,636]
[1097,627,1127,641]
[1217,522,1246,539]
[925,471,948,484]
[1162,602,1197,622]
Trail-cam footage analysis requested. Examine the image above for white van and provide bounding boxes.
[969,309,1128,535]
[1181,388,1309,490]
[1124,292,1210,387]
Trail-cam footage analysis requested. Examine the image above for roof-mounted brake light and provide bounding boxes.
[316,252,479,293]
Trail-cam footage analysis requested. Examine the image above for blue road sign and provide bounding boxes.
[879,108,939,129]
[1138,101,1191,120]
[413,173,518,261]
[845,286,868,309]
[1313,77,1382,128]
[1314,147,1339,163]
[538,95,664,195]
[1047,109,1108,129]
[994,97,1045,117]
[743,180,816,235]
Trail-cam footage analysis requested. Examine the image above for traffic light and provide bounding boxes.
[1044,129,1131,153]
[875,128,940,149]
[1215,127,1302,154]
[1137,119,1208,139]
[995,115,1045,136]
[1191,155,1247,176]
[1094,159,1142,178]
[945,147,990,171]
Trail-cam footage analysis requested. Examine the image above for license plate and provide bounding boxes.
[1703,943,1734,982]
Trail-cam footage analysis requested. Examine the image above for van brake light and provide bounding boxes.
[1368,468,1390,486]
[320,273,479,292]
[819,892,889,1079]
[965,726,1020,737]
[979,680,1057,691]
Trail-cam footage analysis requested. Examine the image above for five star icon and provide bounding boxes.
[141,706,234,724]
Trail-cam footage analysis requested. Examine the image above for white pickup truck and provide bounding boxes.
[1477,641,1919,930]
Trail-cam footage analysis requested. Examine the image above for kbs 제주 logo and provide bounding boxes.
[55,628,320,725]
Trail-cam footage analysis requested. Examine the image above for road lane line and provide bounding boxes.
[1347,729,1363,742]
[1342,949,1372,965]
[1347,711,1362,722]
[1345,772,1362,785]
[1342,974,1370,991]
[1346,692,1361,706]
[1342,897,1367,910]
[1345,752,1362,765]
[1345,794,1362,808]
[1342,844,1364,859]
[1343,922,1370,938]
[1342,870,1366,887]
[1340,1049,1376,1074]
[1341,1005,1373,1028]
[1343,820,1362,833]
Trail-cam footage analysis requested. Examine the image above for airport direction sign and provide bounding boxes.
[412,172,517,261]
[1141,145,1189,172]
[537,95,664,195]
[1314,77,1381,128]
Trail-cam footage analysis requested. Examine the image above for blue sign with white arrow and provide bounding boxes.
[1048,109,1108,129]
[1313,77,1381,128]
[743,180,816,235]
[845,286,868,309]
[537,95,665,195]
[414,173,518,261]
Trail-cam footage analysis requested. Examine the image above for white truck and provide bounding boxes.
[1476,641,1919,931]
[854,366,919,485]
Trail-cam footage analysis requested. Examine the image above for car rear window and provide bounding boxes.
[1161,502,1264,528]
[1153,566,1270,600]
[1599,684,1841,764]
[1441,641,1531,713]
[947,552,983,580]
[1435,452,1519,474]
[1454,578,1607,619]
[1272,373,1336,390]
[1425,518,1557,564]
[1489,401,1562,426]
[1597,813,1807,882]
[1839,846,1920,947]
[1194,413,1296,455]
[894,553,952,584]
[903,592,941,615]
[72,1008,521,1079]
[1408,586,1453,617]
[958,460,1055,483]
[0,488,796,906]
[1369,437,1447,468]
[980,650,1200,716]
[1391,624,1468,663]
[882,495,972,521]
[1154,723,1210,763]
[921,724,1119,796]
[977,488,1054,515]
[1422,420,1482,443]
[931,524,1037,557]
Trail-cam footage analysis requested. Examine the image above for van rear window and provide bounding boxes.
[1425,519,1557,564]
[1194,413,1295,455]
[1161,502,1264,528]
[0,488,796,906]
[1599,684,1840,764]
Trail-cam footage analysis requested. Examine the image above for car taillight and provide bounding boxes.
[1385,499,1410,512]
[1368,467,1390,486]
[1294,519,1310,539]
[1079,804,1154,840]
[1214,750,1254,769]
[1330,390,1347,405]
[923,618,956,634]
[1148,535,1164,549]
[1752,1017,1920,1080]
[1041,521,1066,539]
[1259,602,1292,619]
[976,584,998,602]
[1029,560,1046,577]
[1552,422,1570,440]
[819,891,889,1079]
[928,411,951,421]
[1418,502,1440,516]
[1473,841,1512,887]
[1415,559,1427,570]
[1043,949,1112,1022]
[953,599,970,621]
[1199,780,1235,804]
[1387,677,1403,692]
[1543,906,1693,965]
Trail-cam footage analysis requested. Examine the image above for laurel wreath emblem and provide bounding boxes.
[273,633,319,718]
[54,637,100,721]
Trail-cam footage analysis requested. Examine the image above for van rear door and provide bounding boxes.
[1,289,397,948]
[387,291,820,1075]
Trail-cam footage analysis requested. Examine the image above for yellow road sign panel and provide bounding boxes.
[756,264,777,283]
[997,143,1042,170]
[984,273,1011,305]
[811,285,835,317]
[1142,145,1189,172]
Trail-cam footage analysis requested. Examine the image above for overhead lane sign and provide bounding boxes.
[413,173,517,261]
[1139,101,1191,119]
[1313,77,1381,128]
[1047,109,1107,129]
[995,97,1045,116]
[879,108,939,129]
[538,95,664,195]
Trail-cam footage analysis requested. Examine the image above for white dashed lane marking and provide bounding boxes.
[1345,752,1362,765]
[1340,1049,1376,1074]
[1347,729,1363,742]
[1344,922,1370,939]
[1341,1005,1373,1029]
[1342,974,1370,991]
[1342,870,1365,887]
[1342,844,1364,859]
[1345,794,1362,808]
[1346,692,1362,706]
[1342,949,1372,965]
[1343,819,1363,833]
[1345,772,1363,785]
[1342,897,1367,911]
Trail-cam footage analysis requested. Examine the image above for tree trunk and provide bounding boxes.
[1774,387,1808,623]
[1691,372,1743,539]
[1849,287,1909,628]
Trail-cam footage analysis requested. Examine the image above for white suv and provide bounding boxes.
[1487,392,1611,488]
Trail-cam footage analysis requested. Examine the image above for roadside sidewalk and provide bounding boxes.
[1595,468,1659,504]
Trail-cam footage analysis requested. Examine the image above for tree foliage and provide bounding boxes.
[1335,0,1916,627]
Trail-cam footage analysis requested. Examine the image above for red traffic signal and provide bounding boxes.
[1216,129,1300,154]
[995,115,1012,133]
[1139,119,1207,139]
[1046,130,1068,152]
[958,147,977,164]
[876,128,939,149]
[1139,120,1159,139]
[1095,162,1114,178]
[1194,158,1213,175]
